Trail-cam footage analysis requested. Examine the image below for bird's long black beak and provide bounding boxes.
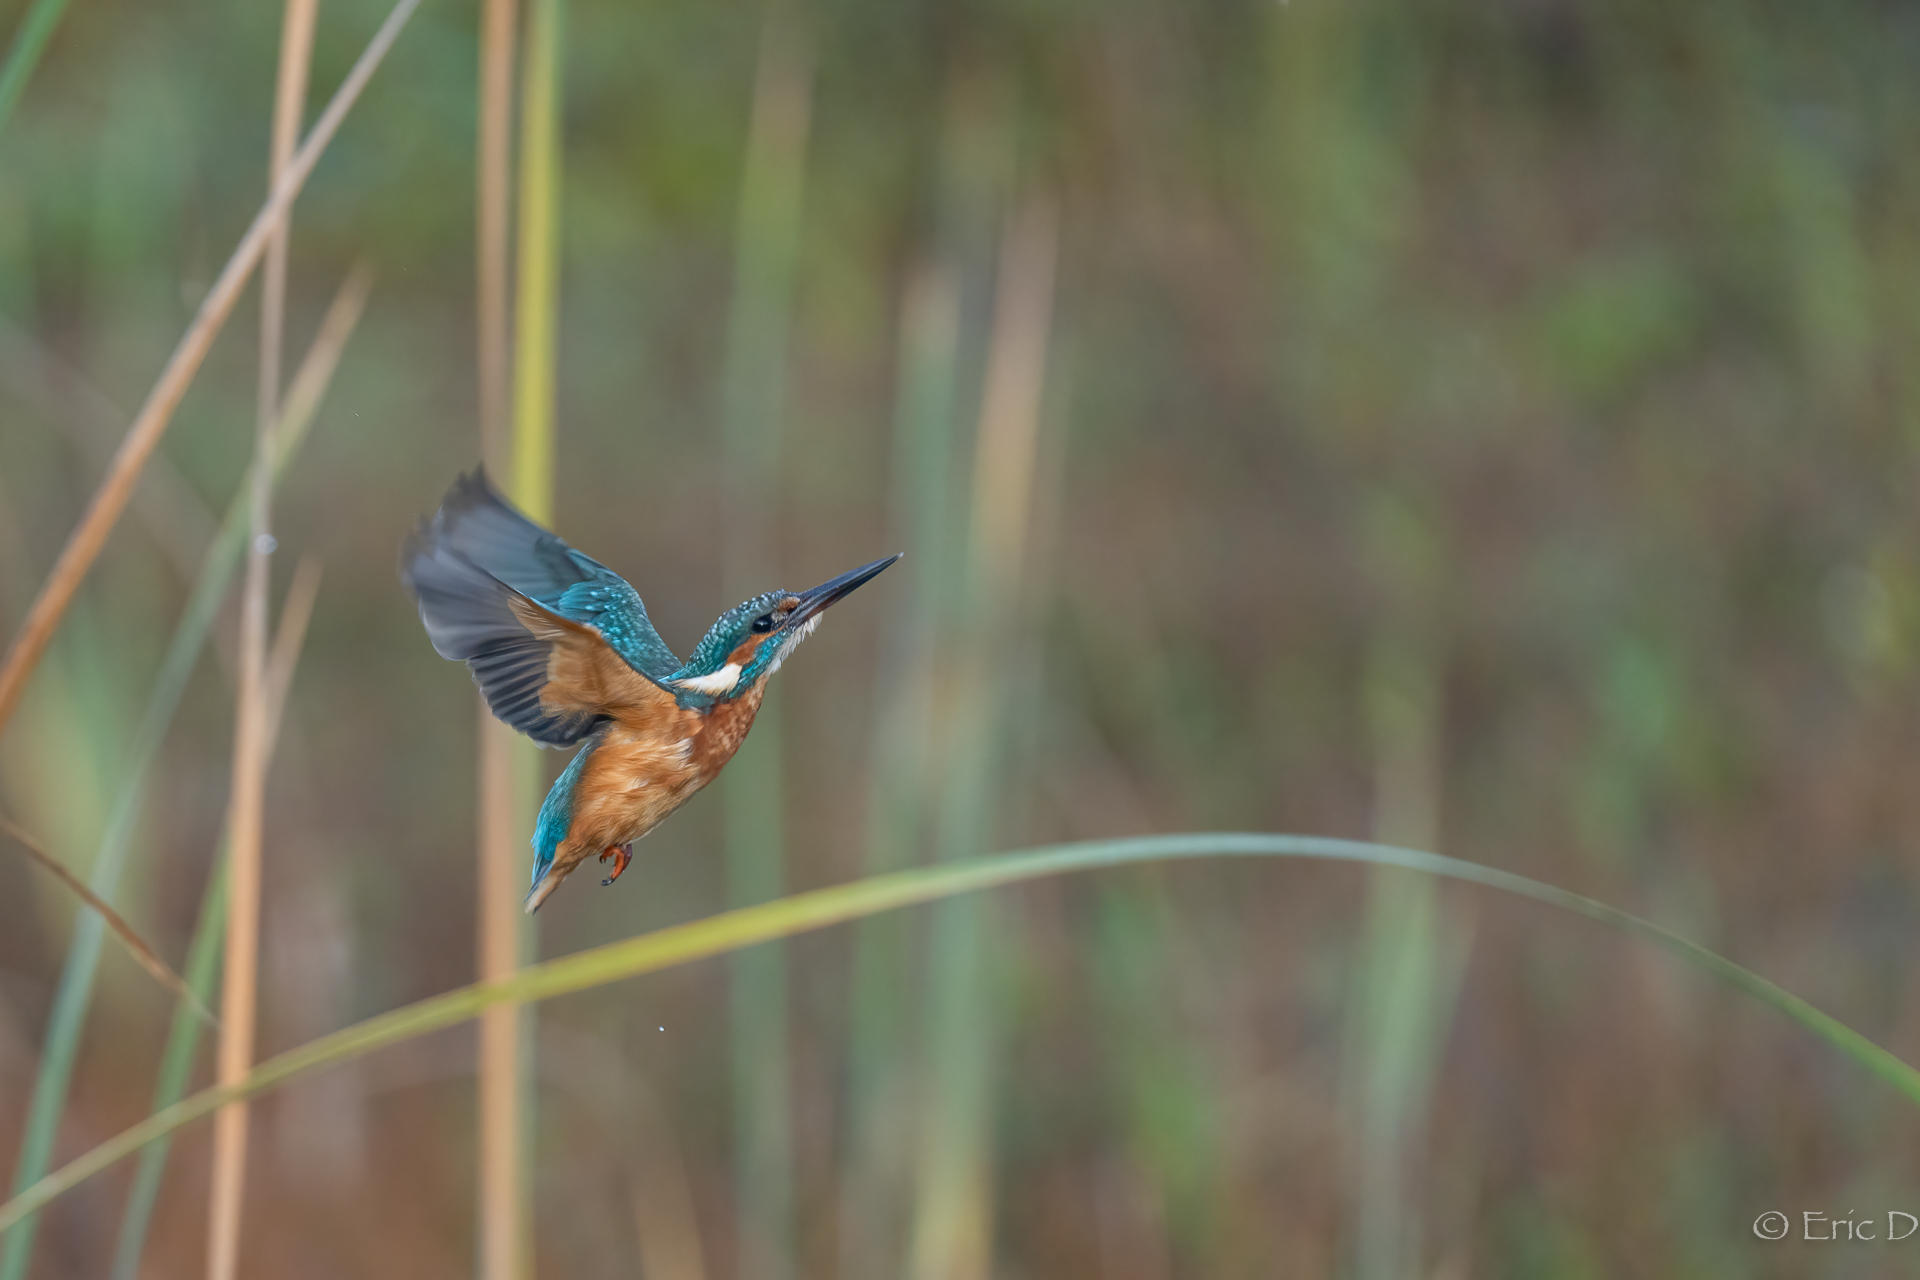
[787,553,902,628]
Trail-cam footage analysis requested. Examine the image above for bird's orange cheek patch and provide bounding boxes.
[726,636,767,667]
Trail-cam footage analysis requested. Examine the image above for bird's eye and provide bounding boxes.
[751,614,775,633]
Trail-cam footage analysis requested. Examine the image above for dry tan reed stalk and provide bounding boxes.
[0,262,368,1280]
[966,199,1057,600]
[204,543,322,1280]
[475,721,524,1280]
[274,263,376,462]
[259,0,317,432]
[205,3,319,1277]
[475,1,525,1277]
[0,0,420,740]
[0,815,215,1025]
[263,557,323,743]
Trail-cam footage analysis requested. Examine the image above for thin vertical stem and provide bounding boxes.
[510,0,563,527]
[474,0,522,1235]
[476,0,562,1275]
[476,0,526,1275]
[908,198,1056,1280]
[258,0,316,443]
[112,861,228,1280]
[720,7,812,1277]
[206,4,317,1278]
[1346,497,1469,1280]
[838,263,962,1279]
[475,710,526,1280]
[1349,644,1442,1280]
[105,266,368,1280]
[477,0,516,468]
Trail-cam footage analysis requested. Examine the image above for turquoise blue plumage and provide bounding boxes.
[400,468,901,910]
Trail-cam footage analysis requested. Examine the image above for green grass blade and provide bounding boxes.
[907,199,1056,1278]
[0,495,241,1280]
[508,0,564,527]
[6,831,1917,1237]
[839,263,963,1279]
[0,285,359,1280]
[719,9,812,1274]
[0,0,68,144]
[109,855,229,1280]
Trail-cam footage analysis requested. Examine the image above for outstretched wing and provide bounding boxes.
[411,469,682,678]
[401,469,681,746]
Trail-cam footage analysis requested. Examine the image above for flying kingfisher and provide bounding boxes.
[401,469,900,913]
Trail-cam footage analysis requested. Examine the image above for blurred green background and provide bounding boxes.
[5,0,1920,1275]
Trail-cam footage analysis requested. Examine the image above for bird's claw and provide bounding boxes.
[599,843,633,887]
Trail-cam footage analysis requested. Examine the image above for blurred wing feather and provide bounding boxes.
[400,469,680,745]
[410,469,682,679]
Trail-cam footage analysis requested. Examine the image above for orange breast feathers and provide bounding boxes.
[560,719,704,855]
[684,632,776,778]
[690,681,767,777]
[556,651,770,858]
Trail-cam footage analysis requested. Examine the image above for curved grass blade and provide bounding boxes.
[4,832,1916,1236]
[0,270,369,1280]
[109,858,227,1280]
[0,815,213,1025]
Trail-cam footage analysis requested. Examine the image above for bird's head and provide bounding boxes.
[669,553,901,706]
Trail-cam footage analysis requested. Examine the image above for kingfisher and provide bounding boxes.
[401,469,899,913]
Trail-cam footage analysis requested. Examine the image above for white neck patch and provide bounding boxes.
[675,663,742,696]
[762,613,821,677]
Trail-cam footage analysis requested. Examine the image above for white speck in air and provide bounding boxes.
[254,534,278,555]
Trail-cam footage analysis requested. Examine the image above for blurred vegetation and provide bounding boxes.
[6,0,1920,1276]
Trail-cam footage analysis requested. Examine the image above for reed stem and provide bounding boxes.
[719,6,813,1275]
[475,0,563,1273]
[205,5,318,1274]
[0,0,420,739]
[111,858,229,1280]
[906,198,1055,1280]
[112,550,323,1280]
[0,267,367,1280]
[473,4,520,1278]
[838,262,962,1278]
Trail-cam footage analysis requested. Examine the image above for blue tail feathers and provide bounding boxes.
[529,730,601,887]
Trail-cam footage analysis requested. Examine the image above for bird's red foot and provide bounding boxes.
[599,843,633,887]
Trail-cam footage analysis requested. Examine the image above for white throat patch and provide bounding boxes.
[762,613,821,677]
[674,663,742,696]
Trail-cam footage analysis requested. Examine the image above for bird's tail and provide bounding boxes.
[524,869,564,914]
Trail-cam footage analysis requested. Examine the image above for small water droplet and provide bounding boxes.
[254,534,278,555]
